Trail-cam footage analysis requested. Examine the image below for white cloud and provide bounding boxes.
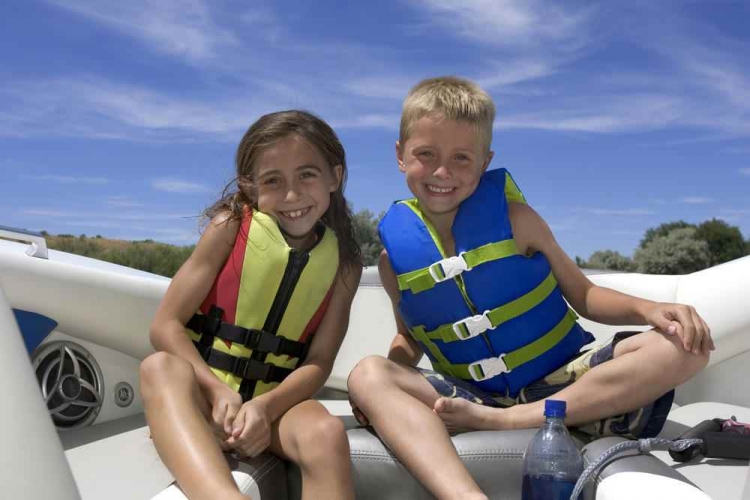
[106,196,143,208]
[22,209,193,221]
[681,197,714,205]
[496,95,684,133]
[575,207,655,216]
[414,0,594,48]
[740,168,750,177]
[152,178,212,194]
[23,174,108,184]
[47,0,238,64]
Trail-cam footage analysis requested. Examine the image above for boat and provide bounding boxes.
[1,225,749,499]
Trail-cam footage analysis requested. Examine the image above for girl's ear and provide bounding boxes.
[329,164,343,192]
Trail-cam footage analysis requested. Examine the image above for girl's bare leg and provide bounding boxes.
[269,399,354,500]
[348,355,487,500]
[140,352,247,500]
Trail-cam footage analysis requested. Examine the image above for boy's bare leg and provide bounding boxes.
[435,330,709,431]
[269,400,354,500]
[348,355,488,500]
[140,352,247,500]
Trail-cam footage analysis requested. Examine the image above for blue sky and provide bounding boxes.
[1,0,749,260]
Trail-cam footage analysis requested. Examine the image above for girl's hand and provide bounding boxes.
[644,302,715,355]
[207,382,243,449]
[348,397,370,427]
[227,399,271,457]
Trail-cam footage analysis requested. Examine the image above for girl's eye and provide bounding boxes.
[418,151,434,158]
[300,171,317,179]
[263,177,281,186]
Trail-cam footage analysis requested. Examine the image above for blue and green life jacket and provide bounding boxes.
[378,168,594,397]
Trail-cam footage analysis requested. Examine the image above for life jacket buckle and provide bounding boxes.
[468,354,508,382]
[452,311,493,340]
[429,253,471,283]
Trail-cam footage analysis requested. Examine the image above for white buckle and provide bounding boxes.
[468,355,508,382]
[452,311,493,340]
[428,253,470,283]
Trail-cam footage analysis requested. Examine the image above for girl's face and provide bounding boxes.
[253,134,342,249]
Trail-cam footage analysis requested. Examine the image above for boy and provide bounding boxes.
[347,76,713,500]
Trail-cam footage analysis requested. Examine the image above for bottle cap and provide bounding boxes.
[544,399,566,418]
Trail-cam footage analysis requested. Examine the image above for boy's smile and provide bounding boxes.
[255,134,341,249]
[397,114,492,230]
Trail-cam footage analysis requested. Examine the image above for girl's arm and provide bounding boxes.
[509,202,713,355]
[149,213,239,396]
[379,250,424,366]
[252,263,363,423]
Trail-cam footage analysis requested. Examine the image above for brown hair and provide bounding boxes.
[205,110,362,270]
[400,76,496,152]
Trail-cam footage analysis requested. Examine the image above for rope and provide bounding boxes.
[569,438,703,500]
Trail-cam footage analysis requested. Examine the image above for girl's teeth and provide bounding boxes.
[283,208,308,219]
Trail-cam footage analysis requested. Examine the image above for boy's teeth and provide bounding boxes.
[427,185,454,193]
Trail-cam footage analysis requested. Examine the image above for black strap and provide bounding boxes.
[187,311,307,358]
[205,348,293,384]
[188,306,224,360]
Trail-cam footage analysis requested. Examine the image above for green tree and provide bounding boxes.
[639,221,695,248]
[694,218,747,265]
[634,227,710,274]
[579,250,636,272]
[352,209,384,266]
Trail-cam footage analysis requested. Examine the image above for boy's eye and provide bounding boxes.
[455,154,470,161]
[418,151,435,159]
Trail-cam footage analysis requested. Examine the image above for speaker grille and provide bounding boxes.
[31,341,104,430]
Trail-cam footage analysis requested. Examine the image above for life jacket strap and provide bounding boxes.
[187,312,308,358]
[205,348,293,384]
[450,309,579,382]
[412,272,559,343]
[397,239,518,294]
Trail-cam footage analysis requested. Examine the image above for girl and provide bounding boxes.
[141,110,362,500]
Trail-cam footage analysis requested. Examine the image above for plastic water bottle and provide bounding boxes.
[521,399,583,500]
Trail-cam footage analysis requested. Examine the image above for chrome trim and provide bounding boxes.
[0,225,49,259]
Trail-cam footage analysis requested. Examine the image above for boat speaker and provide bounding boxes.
[31,340,104,430]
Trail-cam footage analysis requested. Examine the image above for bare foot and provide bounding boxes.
[433,397,508,433]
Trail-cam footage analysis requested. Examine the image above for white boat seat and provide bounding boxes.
[64,421,287,500]
[655,402,750,500]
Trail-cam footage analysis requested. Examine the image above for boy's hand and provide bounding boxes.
[644,302,714,355]
[207,382,243,449]
[226,399,271,457]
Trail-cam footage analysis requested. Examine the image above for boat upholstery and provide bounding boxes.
[1,236,749,499]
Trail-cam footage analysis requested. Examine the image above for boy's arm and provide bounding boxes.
[379,250,424,366]
[509,202,713,355]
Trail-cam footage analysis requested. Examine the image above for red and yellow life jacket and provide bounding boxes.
[186,209,339,401]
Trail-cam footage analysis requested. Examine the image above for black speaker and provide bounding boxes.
[31,340,104,430]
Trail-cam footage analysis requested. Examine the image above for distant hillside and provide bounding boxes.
[44,233,194,278]
[35,211,385,277]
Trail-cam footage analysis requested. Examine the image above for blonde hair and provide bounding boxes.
[400,76,495,152]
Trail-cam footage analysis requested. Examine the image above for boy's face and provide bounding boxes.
[397,114,492,222]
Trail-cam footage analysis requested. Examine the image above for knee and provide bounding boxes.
[647,331,710,382]
[295,414,349,467]
[347,355,393,400]
[139,351,194,398]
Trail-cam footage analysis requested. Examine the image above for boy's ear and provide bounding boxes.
[329,164,343,192]
[482,150,495,173]
[396,141,406,173]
